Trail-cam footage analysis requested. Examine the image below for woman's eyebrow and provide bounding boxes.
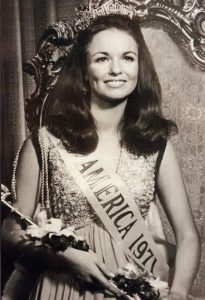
[92,52,109,57]
[123,51,138,56]
[92,51,138,57]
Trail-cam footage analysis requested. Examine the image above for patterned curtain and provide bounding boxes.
[1,0,205,298]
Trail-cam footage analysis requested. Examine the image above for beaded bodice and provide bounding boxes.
[45,135,159,229]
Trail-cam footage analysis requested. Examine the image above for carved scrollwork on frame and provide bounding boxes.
[23,21,75,131]
[24,0,205,132]
[146,0,205,71]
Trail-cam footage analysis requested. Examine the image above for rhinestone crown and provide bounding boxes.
[74,0,139,31]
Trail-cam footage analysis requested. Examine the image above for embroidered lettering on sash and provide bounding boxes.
[80,160,137,239]
[80,161,109,189]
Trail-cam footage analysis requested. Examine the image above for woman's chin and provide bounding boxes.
[91,93,129,107]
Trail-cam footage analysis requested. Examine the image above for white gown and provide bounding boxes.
[3,128,172,300]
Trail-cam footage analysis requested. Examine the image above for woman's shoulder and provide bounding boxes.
[155,139,174,178]
[19,127,58,162]
[160,139,178,167]
[156,139,180,182]
[164,139,175,153]
[38,126,61,148]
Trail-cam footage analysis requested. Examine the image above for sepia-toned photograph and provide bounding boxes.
[1,1,205,299]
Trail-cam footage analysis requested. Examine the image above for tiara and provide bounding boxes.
[74,0,140,32]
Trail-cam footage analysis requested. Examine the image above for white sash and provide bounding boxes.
[56,148,169,280]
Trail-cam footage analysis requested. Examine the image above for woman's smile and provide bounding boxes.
[104,79,127,88]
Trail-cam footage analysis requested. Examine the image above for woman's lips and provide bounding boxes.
[104,79,127,87]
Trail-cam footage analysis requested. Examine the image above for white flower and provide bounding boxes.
[42,218,62,232]
[118,263,139,279]
[25,210,76,239]
[26,226,46,239]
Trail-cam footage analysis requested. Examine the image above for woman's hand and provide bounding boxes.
[61,248,122,296]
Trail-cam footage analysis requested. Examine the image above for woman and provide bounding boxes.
[2,14,200,300]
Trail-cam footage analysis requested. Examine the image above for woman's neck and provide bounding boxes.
[90,97,127,138]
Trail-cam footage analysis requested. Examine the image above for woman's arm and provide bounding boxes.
[157,141,201,300]
[2,137,41,255]
[1,136,121,296]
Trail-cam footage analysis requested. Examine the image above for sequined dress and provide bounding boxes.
[3,128,168,300]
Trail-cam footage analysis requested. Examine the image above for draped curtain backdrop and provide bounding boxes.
[1,0,205,298]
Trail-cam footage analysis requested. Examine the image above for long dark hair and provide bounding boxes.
[46,14,177,154]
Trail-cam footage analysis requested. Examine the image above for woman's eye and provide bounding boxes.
[123,56,135,62]
[95,57,108,62]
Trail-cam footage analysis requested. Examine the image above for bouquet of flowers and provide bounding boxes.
[1,186,89,253]
[24,210,89,252]
[110,264,169,300]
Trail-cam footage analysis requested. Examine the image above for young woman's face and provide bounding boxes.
[86,28,139,104]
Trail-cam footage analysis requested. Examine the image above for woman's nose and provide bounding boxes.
[109,59,122,75]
